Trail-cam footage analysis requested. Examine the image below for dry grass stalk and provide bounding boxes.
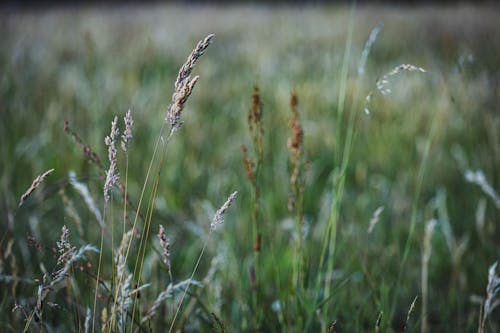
[376,64,426,96]
[109,229,133,330]
[115,230,133,287]
[364,63,426,114]
[287,90,304,213]
[242,87,264,264]
[241,86,263,185]
[158,225,173,283]
[65,118,143,222]
[211,191,238,231]
[104,116,120,203]
[27,227,98,329]
[18,168,54,208]
[166,34,214,132]
[55,225,75,267]
[121,109,133,152]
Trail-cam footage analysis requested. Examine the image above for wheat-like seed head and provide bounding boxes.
[211,191,238,231]
[121,109,133,152]
[166,34,214,132]
[18,168,54,208]
[104,116,120,203]
[158,225,172,282]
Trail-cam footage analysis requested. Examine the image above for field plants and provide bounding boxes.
[1,4,499,332]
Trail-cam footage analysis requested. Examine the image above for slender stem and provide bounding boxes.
[168,235,210,333]
[92,208,106,333]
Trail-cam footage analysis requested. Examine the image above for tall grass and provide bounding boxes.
[1,4,499,332]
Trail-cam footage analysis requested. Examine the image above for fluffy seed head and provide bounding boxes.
[121,110,133,152]
[104,116,120,203]
[166,34,214,132]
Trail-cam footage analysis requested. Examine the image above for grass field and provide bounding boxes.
[1,3,499,332]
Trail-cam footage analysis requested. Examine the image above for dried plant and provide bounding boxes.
[241,86,264,295]
[55,225,75,267]
[287,90,305,214]
[104,116,120,203]
[65,117,142,221]
[375,64,427,95]
[24,227,98,330]
[158,225,173,283]
[364,63,426,114]
[287,91,307,290]
[248,86,264,152]
[211,191,238,231]
[115,230,134,288]
[18,168,54,208]
[166,34,214,133]
[241,145,255,185]
[109,229,134,330]
[121,109,133,153]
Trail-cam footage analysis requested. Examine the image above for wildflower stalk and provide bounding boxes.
[245,87,264,280]
[288,90,305,291]
[18,168,54,209]
[241,86,264,328]
[109,110,134,331]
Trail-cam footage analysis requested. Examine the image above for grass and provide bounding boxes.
[1,3,500,332]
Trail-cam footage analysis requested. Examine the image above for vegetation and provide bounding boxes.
[1,4,499,332]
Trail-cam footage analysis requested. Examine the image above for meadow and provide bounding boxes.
[1,3,499,332]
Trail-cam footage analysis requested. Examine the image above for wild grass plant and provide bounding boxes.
[1,4,500,332]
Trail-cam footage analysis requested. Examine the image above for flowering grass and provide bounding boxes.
[1,4,499,332]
